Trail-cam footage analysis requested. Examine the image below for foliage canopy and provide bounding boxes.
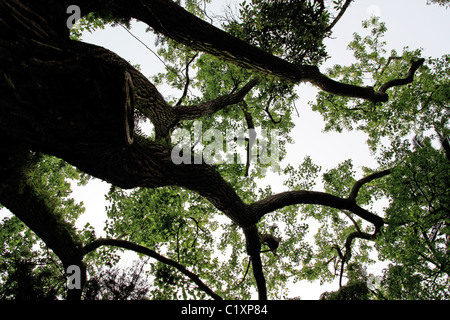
[0,0,449,300]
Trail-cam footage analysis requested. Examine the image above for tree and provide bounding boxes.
[310,16,449,299]
[0,0,448,300]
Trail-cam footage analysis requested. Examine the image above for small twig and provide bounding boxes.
[240,101,256,177]
[189,216,207,234]
[379,56,403,76]
[119,24,174,76]
[176,53,198,106]
[264,105,282,124]
[231,257,252,290]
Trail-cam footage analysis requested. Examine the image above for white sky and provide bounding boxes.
[1,0,449,300]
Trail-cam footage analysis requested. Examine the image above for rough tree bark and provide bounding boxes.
[0,0,420,300]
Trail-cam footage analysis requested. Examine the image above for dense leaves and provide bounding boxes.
[226,0,330,65]
[310,17,449,299]
[0,217,65,299]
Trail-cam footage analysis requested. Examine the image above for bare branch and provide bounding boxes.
[326,0,353,32]
[82,238,222,300]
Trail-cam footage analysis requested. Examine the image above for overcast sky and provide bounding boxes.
[1,0,449,300]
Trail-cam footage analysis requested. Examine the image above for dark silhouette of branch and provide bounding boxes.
[379,56,403,76]
[241,101,256,176]
[348,169,392,201]
[264,105,282,124]
[0,146,86,300]
[231,257,252,290]
[250,190,384,228]
[176,53,198,106]
[437,132,450,161]
[82,238,222,300]
[189,216,207,234]
[85,0,421,103]
[379,58,425,93]
[443,138,450,161]
[243,225,267,300]
[326,0,353,32]
[333,229,377,287]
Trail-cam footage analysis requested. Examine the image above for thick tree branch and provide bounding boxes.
[249,190,384,228]
[173,77,259,122]
[243,225,267,300]
[82,238,222,300]
[378,58,425,93]
[348,169,392,201]
[1,0,421,301]
[77,0,414,103]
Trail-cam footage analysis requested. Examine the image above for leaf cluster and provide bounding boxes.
[226,0,330,65]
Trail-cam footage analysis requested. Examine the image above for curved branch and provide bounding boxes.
[231,257,252,291]
[173,77,260,122]
[176,53,198,106]
[348,169,392,201]
[82,238,222,300]
[326,0,353,32]
[334,229,377,287]
[249,190,384,228]
[378,58,425,93]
